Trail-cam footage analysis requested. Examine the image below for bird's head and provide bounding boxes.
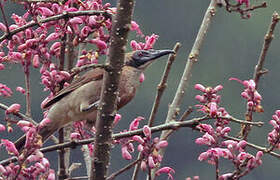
[125,49,175,70]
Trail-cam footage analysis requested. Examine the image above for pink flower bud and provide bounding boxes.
[32,54,40,68]
[89,39,107,51]
[213,85,223,92]
[0,124,5,132]
[130,40,142,50]
[121,146,132,160]
[144,34,158,50]
[195,95,206,103]
[6,104,21,114]
[209,102,218,117]
[81,26,91,38]
[198,151,209,161]
[131,21,143,36]
[0,22,7,32]
[70,132,81,140]
[42,157,50,168]
[45,33,59,42]
[0,63,4,70]
[129,116,144,131]
[39,118,51,128]
[140,161,147,171]
[194,84,206,92]
[88,16,97,27]
[155,167,175,178]
[113,113,122,126]
[148,156,155,168]
[16,86,25,94]
[143,125,151,139]
[132,135,145,144]
[155,140,168,149]
[17,120,33,128]
[1,139,19,156]
[139,72,145,83]
[69,17,83,24]
[47,169,55,180]
[50,42,61,54]
[38,7,54,16]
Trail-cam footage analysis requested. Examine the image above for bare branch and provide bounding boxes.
[153,0,218,177]
[90,0,135,179]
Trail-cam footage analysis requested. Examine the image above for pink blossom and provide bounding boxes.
[143,125,151,139]
[89,39,107,51]
[129,116,144,131]
[6,103,21,114]
[16,86,25,94]
[0,22,7,32]
[144,34,159,50]
[156,167,175,180]
[1,139,19,156]
[0,124,5,132]
[39,118,51,128]
[38,7,54,16]
[130,40,142,50]
[155,140,168,149]
[219,173,233,180]
[0,63,4,70]
[70,132,81,140]
[133,135,145,144]
[113,113,122,126]
[194,84,206,92]
[45,33,59,42]
[32,54,40,68]
[17,120,33,128]
[131,21,143,36]
[121,146,132,160]
[69,17,83,24]
[236,0,250,7]
[148,156,155,168]
[139,72,145,83]
[140,161,147,171]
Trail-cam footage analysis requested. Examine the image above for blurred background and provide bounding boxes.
[1,0,280,179]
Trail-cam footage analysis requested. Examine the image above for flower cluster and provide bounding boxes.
[268,110,280,148]
[40,63,71,93]
[0,118,54,179]
[115,116,175,180]
[194,83,263,179]
[230,78,263,113]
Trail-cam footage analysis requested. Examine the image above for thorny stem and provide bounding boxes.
[132,42,181,180]
[90,0,135,179]
[0,10,111,42]
[153,0,217,178]
[239,12,280,140]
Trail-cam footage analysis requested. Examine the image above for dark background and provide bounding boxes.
[1,0,280,179]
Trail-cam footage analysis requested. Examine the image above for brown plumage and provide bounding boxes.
[15,49,174,152]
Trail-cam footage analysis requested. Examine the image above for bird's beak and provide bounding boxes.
[140,49,175,62]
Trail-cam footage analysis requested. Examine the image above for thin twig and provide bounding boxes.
[107,158,143,180]
[1,116,279,166]
[153,0,217,178]
[0,10,111,42]
[148,42,181,127]
[239,12,280,140]
[0,2,10,35]
[132,42,181,180]
[224,135,280,159]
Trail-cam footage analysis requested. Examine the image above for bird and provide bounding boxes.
[14,49,174,152]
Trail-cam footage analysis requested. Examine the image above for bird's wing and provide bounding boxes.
[42,68,105,109]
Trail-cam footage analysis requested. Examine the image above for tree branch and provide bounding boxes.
[239,12,280,140]
[153,0,218,177]
[90,0,135,179]
[0,10,111,42]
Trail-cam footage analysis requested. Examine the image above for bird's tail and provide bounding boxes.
[15,125,56,153]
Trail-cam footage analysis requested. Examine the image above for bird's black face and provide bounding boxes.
[127,49,174,69]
